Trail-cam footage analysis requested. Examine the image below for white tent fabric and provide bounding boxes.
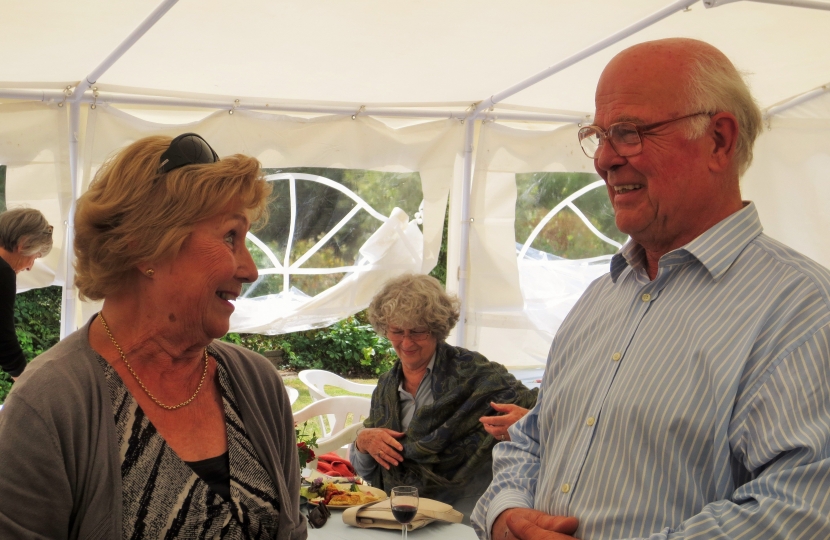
[70,104,462,332]
[1,0,829,367]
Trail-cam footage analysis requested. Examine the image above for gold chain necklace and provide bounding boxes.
[99,313,208,411]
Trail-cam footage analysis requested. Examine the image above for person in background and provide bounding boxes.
[0,134,306,539]
[351,273,538,521]
[0,207,52,379]
[472,38,830,540]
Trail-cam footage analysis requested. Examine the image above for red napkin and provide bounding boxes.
[316,452,356,477]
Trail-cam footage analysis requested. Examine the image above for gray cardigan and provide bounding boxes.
[0,318,307,540]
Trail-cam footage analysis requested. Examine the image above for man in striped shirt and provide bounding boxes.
[472,38,830,540]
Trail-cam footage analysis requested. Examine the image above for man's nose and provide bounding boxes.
[594,139,626,171]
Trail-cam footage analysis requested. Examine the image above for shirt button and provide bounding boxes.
[586,417,595,426]
[561,483,571,493]
[611,352,621,361]
[641,293,651,302]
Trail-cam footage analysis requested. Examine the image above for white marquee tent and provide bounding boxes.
[2,0,829,368]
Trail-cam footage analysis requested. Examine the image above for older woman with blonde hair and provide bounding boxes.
[351,273,537,520]
[0,134,306,539]
[0,207,52,379]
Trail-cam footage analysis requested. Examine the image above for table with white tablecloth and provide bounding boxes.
[306,513,479,540]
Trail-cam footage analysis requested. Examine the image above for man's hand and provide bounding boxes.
[355,427,405,470]
[492,508,579,540]
[480,402,529,442]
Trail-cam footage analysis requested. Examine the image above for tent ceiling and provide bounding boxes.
[2,1,829,114]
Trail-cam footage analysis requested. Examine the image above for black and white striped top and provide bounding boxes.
[98,351,280,539]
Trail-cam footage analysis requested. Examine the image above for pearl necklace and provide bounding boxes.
[99,314,208,411]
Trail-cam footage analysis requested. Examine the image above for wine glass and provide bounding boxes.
[390,486,419,540]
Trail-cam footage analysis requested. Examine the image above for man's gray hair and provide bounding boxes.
[683,49,763,177]
[0,208,53,257]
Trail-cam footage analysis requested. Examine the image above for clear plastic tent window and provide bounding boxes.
[514,171,628,346]
[244,168,423,299]
[231,167,427,335]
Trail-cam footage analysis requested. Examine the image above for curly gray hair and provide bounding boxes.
[368,273,460,342]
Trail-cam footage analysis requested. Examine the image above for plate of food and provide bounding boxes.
[302,479,387,509]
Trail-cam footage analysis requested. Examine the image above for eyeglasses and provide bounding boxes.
[307,502,330,528]
[158,133,219,174]
[386,328,431,342]
[577,112,710,159]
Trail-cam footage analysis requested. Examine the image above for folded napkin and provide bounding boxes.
[316,452,356,477]
[342,497,463,531]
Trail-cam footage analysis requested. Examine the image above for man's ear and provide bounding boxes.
[708,112,739,174]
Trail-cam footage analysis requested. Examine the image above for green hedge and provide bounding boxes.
[222,311,397,378]
[1,286,62,402]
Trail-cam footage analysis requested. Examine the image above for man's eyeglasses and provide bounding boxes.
[386,328,431,342]
[158,133,219,174]
[577,112,710,159]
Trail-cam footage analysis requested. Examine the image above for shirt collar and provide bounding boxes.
[610,202,763,283]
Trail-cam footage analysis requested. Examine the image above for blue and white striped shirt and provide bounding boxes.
[472,203,830,540]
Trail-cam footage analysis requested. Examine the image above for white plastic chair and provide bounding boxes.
[293,395,372,456]
[298,369,376,401]
[285,386,299,406]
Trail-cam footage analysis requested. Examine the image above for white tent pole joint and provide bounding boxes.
[72,0,181,102]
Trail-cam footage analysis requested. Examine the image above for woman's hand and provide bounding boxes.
[480,402,529,442]
[355,427,405,470]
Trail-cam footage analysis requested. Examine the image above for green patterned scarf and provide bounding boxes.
[362,342,538,503]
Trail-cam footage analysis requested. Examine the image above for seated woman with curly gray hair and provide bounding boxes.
[350,273,538,520]
[0,134,304,539]
[0,207,52,379]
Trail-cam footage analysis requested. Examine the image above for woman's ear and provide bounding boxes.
[708,112,739,174]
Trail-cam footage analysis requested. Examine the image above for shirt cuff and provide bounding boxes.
[484,489,536,540]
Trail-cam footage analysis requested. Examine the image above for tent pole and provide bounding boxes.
[0,88,591,124]
[60,102,81,339]
[712,0,830,11]
[72,0,180,102]
[471,0,698,116]
[0,89,67,101]
[455,118,476,347]
[764,83,830,119]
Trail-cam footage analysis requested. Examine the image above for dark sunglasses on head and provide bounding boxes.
[158,133,219,174]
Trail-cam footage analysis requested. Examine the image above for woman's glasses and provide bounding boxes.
[158,133,219,173]
[307,502,330,528]
[386,328,431,342]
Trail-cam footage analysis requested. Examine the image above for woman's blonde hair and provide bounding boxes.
[74,135,271,301]
[368,273,460,342]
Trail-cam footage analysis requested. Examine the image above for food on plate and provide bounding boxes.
[302,478,381,506]
[330,491,380,505]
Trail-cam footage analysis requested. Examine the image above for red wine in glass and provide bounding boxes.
[391,505,418,524]
[391,486,419,540]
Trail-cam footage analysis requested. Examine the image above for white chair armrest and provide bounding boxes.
[315,421,364,456]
